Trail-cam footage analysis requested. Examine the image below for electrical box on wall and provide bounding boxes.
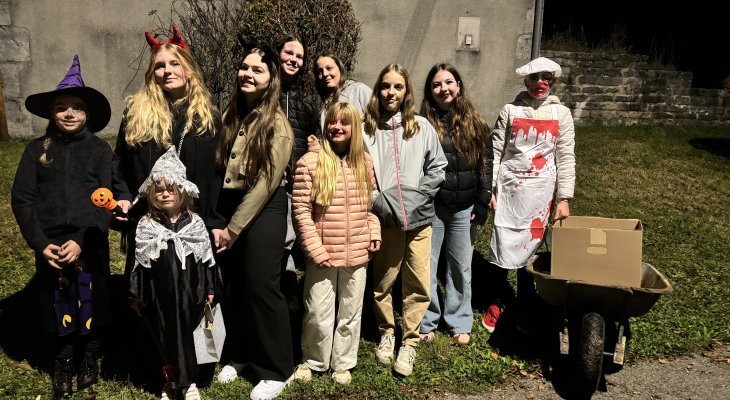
[457,17,480,52]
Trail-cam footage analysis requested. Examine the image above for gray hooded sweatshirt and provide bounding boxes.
[365,112,447,231]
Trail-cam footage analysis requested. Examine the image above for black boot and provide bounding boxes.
[77,353,99,390]
[53,358,73,399]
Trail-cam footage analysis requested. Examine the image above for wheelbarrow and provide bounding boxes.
[526,252,673,399]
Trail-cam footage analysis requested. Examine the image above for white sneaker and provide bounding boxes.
[332,369,351,385]
[218,362,244,383]
[293,363,312,382]
[160,383,174,400]
[185,383,200,400]
[249,373,294,400]
[393,345,416,376]
[375,333,395,364]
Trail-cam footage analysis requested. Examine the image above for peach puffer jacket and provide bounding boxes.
[292,151,381,267]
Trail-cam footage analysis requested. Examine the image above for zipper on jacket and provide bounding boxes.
[391,118,407,230]
[342,158,351,267]
[65,142,71,226]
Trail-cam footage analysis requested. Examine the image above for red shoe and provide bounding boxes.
[482,304,501,333]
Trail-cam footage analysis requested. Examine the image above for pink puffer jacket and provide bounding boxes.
[292,151,381,267]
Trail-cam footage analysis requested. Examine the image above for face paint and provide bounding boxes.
[528,80,551,99]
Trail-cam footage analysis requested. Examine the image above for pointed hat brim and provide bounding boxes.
[25,86,111,132]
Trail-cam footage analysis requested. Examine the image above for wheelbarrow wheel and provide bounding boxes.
[572,312,605,399]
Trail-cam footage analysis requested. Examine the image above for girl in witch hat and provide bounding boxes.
[11,55,113,399]
[129,147,220,400]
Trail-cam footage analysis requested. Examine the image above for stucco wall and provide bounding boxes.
[349,0,534,125]
[5,0,177,138]
[1,0,533,138]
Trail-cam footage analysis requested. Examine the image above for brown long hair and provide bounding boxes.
[364,64,420,139]
[420,63,488,167]
[313,54,348,111]
[217,47,282,188]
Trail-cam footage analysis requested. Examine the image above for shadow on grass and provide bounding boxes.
[0,277,54,373]
[0,274,218,397]
[689,137,730,158]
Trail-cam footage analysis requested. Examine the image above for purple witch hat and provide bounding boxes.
[25,55,111,132]
[55,55,86,89]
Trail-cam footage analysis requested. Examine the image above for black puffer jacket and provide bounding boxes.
[435,112,494,225]
[280,83,320,163]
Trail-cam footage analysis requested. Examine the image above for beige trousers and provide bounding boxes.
[372,225,432,347]
[300,261,367,372]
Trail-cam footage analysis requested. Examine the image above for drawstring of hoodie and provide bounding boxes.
[391,117,407,230]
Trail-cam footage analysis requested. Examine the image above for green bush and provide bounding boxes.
[167,0,362,109]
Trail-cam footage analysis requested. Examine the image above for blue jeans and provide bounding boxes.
[421,205,475,335]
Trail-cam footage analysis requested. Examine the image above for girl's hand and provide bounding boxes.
[489,194,497,210]
[318,260,333,269]
[207,293,215,304]
[369,240,381,253]
[554,200,570,220]
[42,244,62,270]
[212,229,227,253]
[57,240,81,265]
[116,200,131,221]
[307,135,321,153]
[213,228,238,253]
[227,228,240,249]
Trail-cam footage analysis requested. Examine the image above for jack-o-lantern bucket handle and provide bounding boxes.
[90,188,127,217]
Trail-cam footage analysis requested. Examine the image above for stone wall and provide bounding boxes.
[0,0,32,136]
[543,50,730,126]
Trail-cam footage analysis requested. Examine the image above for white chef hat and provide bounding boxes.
[515,57,562,78]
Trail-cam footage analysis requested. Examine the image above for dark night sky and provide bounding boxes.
[542,1,730,89]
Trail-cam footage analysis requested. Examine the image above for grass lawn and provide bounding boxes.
[1,125,728,399]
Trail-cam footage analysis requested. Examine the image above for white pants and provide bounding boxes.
[300,261,367,372]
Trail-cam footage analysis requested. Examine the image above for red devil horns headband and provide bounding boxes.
[145,24,189,52]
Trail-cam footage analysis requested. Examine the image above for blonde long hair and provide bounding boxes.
[313,102,372,207]
[364,64,420,139]
[124,44,217,147]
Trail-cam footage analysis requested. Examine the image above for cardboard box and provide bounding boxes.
[551,216,643,287]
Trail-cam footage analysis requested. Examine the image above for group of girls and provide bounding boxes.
[11,20,574,400]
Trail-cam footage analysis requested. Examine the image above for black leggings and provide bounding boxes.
[493,266,537,307]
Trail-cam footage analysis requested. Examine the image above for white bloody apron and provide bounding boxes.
[490,105,559,269]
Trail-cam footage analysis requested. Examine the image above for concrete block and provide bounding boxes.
[0,26,30,62]
[5,99,33,138]
[0,62,21,97]
[0,0,10,26]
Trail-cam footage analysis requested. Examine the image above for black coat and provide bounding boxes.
[112,102,224,230]
[129,213,220,388]
[435,112,494,225]
[11,126,113,332]
[279,83,320,164]
[112,102,224,274]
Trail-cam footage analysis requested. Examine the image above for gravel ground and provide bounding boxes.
[445,341,730,400]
